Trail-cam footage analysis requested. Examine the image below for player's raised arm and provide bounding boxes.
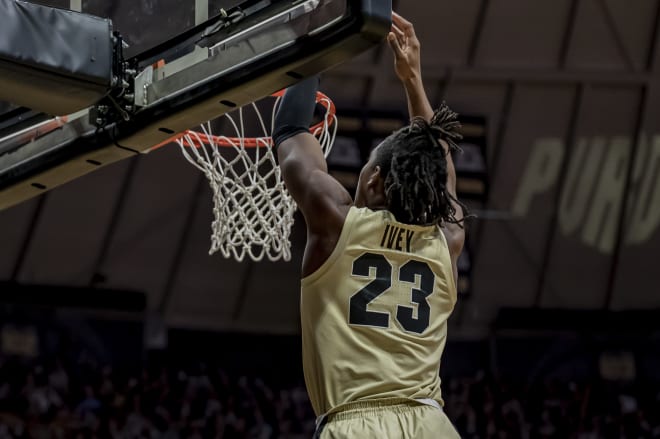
[388,12,433,122]
[388,12,466,276]
[273,77,352,272]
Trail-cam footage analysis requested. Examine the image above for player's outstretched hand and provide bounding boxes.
[387,12,422,83]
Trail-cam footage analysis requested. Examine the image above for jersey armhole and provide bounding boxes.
[301,207,359,286]
[436,226,458,304]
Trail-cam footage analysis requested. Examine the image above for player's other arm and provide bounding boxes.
[388,12,465,277]
[274,77,352,273]
[388,13,433,121]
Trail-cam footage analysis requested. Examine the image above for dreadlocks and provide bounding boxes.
[375,102,469,227]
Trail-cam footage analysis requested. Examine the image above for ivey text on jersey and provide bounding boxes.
[380,224,415,252]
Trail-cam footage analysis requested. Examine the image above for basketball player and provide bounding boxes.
[273,12,465,438]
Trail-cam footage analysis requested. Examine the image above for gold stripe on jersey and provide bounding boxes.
[301,206,457,417]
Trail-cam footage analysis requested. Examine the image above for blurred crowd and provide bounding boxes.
[443,373,660,439]
[0,356,658,438]
[0,357,315,439]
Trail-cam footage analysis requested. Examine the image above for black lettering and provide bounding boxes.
[396,260,435,334]
[349,254,435,334]
[380,225,390,247]
[406,230,414,252]
[395,228,404,251]
[349,254,391,328]
[386,226,398,249]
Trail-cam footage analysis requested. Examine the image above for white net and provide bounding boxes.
[176,93,337,262]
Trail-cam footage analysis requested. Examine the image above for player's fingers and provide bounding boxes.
[391,24,405,38]
[387,32,404,58]
[391,24,407,48]
[392,12,414,34]
[392,11,406,22]
[391,13,415,49]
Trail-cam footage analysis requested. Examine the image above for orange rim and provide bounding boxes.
[150,90,336,151]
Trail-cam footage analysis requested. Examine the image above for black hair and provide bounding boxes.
[374,102,469,227]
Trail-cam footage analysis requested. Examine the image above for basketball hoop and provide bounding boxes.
[156,91,337,262]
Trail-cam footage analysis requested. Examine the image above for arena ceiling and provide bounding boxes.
[1,0,659,335]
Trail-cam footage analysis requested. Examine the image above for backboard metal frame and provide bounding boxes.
[0,0,391,210]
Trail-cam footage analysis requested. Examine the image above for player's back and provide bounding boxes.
[301,206,457,417]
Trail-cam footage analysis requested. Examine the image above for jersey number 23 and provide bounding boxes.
[349,252,434,334]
